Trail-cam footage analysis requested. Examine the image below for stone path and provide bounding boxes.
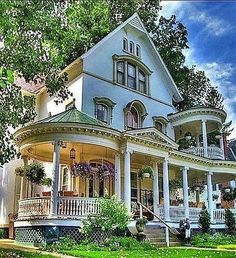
[0,239,76,258]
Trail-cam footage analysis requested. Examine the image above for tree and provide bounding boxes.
[198,205,211,233]
[225,209,236,234]
[0,0,226,164]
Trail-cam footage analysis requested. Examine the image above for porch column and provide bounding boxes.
[115,153,121,200]
[124,148,132,213]
[207,171,214,223]
[219,129,225,159]
[50,141,61,217]
[201,120,208,157]
[182,166,189,219]
[153,161,159,217]
[68,167,73,191]
[20,156,28,200]
[163,158,170,221]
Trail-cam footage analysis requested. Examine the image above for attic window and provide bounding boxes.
[123,38,128,51]
[136,44,141,57]
[130,41,134,54]
[153,116,168,134]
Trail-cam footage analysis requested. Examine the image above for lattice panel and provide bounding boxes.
[89,230,113,243]
[60,227,85,242]
[15,227,46,244]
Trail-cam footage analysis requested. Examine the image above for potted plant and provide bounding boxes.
[71,161,92,178]
[138,166,153,179]
[185,132,192,140]
[136,217,148,233]
[25,162,46,184]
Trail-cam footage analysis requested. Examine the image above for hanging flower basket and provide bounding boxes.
[138,166,153,179]
[96,163,115,181]
[71,162,92,178]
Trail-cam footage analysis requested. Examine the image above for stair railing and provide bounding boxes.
[137,201,180,247]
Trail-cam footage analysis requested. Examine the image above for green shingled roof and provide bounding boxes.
[34,107,108,127]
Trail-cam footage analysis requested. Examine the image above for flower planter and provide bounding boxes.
[143,173,150,178]
[185,136,192,140]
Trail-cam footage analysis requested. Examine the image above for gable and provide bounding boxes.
[124,127,179,149]
[81,13,182,103]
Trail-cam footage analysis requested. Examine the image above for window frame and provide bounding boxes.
[113,55,152,96]
[123,37,128,51]
[93,97,116,125]
[95,103,109,124]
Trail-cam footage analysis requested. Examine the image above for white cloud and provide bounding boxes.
[189,11,231,36]
[160,1,184,19]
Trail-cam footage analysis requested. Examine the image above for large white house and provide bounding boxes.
[1,13,236,245]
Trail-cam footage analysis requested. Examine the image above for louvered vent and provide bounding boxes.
[129,17,145,32]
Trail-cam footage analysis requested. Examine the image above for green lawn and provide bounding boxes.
[61,248,236,258]
[0,248,56,258]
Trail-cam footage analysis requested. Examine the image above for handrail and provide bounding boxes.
[137,201,180,235]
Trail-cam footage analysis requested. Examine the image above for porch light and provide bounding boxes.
[70,148,76,159]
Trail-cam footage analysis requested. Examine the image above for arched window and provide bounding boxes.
[130,41,134,54]
[152,116,168,134]
[136,44,141,57]
[96,104,108,123]
[94,97,116,125]
[113,55,152,95]
[124,100,148,130]
[123,38,128,51]
[127,106,139,129]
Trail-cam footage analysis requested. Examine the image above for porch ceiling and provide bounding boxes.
[22,142,116,164]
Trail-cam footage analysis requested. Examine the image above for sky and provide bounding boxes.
[160,1,236,139]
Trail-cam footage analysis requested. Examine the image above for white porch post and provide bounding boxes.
[68,167,72,191]
[153,161,159,217]
[201,120,208,157]
[20,156,28,200]
[207,171,214,223]
[182,166,189,219]
[124,148,132,213]
[115,153,121,200]
[219,129,225,159]
[163,158,170,221]
[50,141,61,217]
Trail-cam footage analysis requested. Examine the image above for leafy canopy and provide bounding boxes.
[0,0,226,164]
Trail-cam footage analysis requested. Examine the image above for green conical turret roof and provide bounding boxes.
[34,107,108,127]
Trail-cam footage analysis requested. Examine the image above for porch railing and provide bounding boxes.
[182,146,224,160]
[159,206,236,223]
[18,197,100,219]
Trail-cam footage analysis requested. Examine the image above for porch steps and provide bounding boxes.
[144,225,182,246]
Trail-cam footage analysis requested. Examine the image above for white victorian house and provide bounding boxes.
[1,13,236,245]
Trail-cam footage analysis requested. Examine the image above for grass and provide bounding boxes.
[217,244,236,250]
[60,247,236,258]
[0,248,56,258]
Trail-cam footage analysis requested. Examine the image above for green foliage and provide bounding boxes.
[0,229,5,239]
[82,196,130,236]
[222,187,236,202]
[191,232,236,248]
[41,177,52,187]
[25,162,46,184]
[169,179,182,193]
[225,209,236,233]
[138,166,153,179]
[42,237,78,252]
[198,205,211,233]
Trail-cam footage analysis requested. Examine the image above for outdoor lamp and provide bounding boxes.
[70,148,76,159]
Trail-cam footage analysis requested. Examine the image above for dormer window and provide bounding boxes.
[130,41,134,54]
[96,104,108,123]
[123,38,128,51]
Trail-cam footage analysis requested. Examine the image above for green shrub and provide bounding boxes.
[42,237,78,252]
[225,209,236,233]
[192,233,236,248]
[82,196,130,236]
[198,205,211,233]
[0,229,5,239]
